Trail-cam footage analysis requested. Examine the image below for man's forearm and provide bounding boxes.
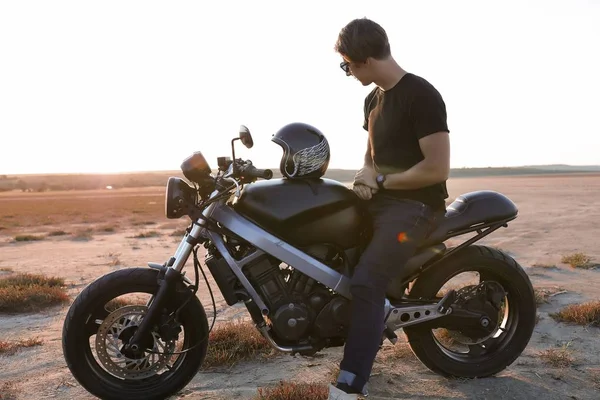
[364,139,373,167]
[383,160,448,190]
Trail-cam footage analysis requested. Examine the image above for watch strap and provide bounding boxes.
[376,174,386,190]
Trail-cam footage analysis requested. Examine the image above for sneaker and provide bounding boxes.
[328,383,358,400]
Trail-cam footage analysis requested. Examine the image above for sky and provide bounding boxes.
[1,0,599,175]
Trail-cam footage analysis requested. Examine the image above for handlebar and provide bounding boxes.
[244,165,273,180]
[198,158,271,203]
[237,160,272,181]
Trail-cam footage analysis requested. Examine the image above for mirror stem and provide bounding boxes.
[231,138,239,174]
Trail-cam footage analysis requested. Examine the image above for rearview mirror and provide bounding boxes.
[239,125,254,149]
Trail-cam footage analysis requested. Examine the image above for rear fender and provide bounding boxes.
[385,244,447,300]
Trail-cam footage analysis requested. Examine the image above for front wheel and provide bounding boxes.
[404,245,536,378]
[62,268,209,400]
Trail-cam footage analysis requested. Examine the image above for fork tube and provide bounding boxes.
[171,192,219,272]
[170,241,194,272]
[170,225,202,272]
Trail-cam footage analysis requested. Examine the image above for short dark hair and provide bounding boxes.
[334,18,391,63]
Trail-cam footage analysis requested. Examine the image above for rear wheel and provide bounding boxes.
[62,268,209,400]
[404,245,536,378]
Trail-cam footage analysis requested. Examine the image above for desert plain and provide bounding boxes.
[0,172,599,400]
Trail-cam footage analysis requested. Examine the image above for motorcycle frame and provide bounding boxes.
[167,194,352,315]
[170,191,514,310]
[129,181,515,352]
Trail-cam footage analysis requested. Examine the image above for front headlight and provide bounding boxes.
[165,177,197,219]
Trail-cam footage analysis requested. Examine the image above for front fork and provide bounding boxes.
[127,221,207,352]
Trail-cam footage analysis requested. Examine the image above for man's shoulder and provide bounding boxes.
[404,73,443,98]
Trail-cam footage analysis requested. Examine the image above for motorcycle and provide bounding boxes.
[62,126,537,400]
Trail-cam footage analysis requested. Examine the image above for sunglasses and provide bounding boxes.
[340,61,351,76]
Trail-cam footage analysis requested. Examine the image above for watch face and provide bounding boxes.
[377,174,385,183]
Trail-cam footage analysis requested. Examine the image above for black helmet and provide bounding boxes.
[271,122,330,179]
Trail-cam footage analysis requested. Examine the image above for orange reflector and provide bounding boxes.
[397,232,408,243]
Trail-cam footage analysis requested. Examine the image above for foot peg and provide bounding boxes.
[383,327,398,344]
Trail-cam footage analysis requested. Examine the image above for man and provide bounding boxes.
[329,18,451,399]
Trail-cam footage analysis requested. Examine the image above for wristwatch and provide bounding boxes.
[376,174,386,190]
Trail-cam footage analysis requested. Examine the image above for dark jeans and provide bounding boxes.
[337,194,442,393]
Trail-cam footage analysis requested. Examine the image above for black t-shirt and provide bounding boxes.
[363,73,449,211]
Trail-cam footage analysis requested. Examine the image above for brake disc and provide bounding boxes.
[95,305,176,379]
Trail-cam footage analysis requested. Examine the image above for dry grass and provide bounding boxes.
[202,320,274,369]
[48,230,68,236]
[538,344,575,368]
[0,189,164,230]
[105,298,130,312]
[327,363,340,384]
[170,228,188,237]
[534,286,567,306]
[390,342,414,359]
[0,273,64,288]
[13,234,45,242]
[108,257,122,267]
[590,368,600,390]
[98,224,117,233]
[435,276,480,298]
[379,342,414,362]
[158,222,181,230]
[103,296,144,312]
[434,328,456,347]
[0,337,43,356]
[106,252,122,267]
[131,220,157,227]
[71,228,93,241]
[0,381,20,400]
[132,230,160,239]
[254,381,328,400]
[534,289,548,306]
[0,186,184,240]
[531,262,557,269]
[550,301,600,326]
[0,273,69,313]
[561,252,596,269]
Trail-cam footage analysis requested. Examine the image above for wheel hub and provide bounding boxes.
[95,305,176,379]
[442,282,505,345]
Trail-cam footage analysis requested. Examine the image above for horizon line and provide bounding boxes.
[2,163,600,177]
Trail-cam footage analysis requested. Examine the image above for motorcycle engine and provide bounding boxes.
[243,244,348,343]
[244,256,312,342]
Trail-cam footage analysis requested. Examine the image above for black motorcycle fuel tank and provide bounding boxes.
[233,178,365,249]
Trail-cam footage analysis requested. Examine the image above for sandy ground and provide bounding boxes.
[1,174,599,399]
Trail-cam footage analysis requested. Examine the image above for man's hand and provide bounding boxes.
[353,183,377,200]
[353,166,379,200]
[353,166,378,190]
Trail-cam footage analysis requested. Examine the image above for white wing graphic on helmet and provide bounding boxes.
[287,137,330,177]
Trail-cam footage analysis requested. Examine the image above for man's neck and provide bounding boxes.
[373,59,407,91]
